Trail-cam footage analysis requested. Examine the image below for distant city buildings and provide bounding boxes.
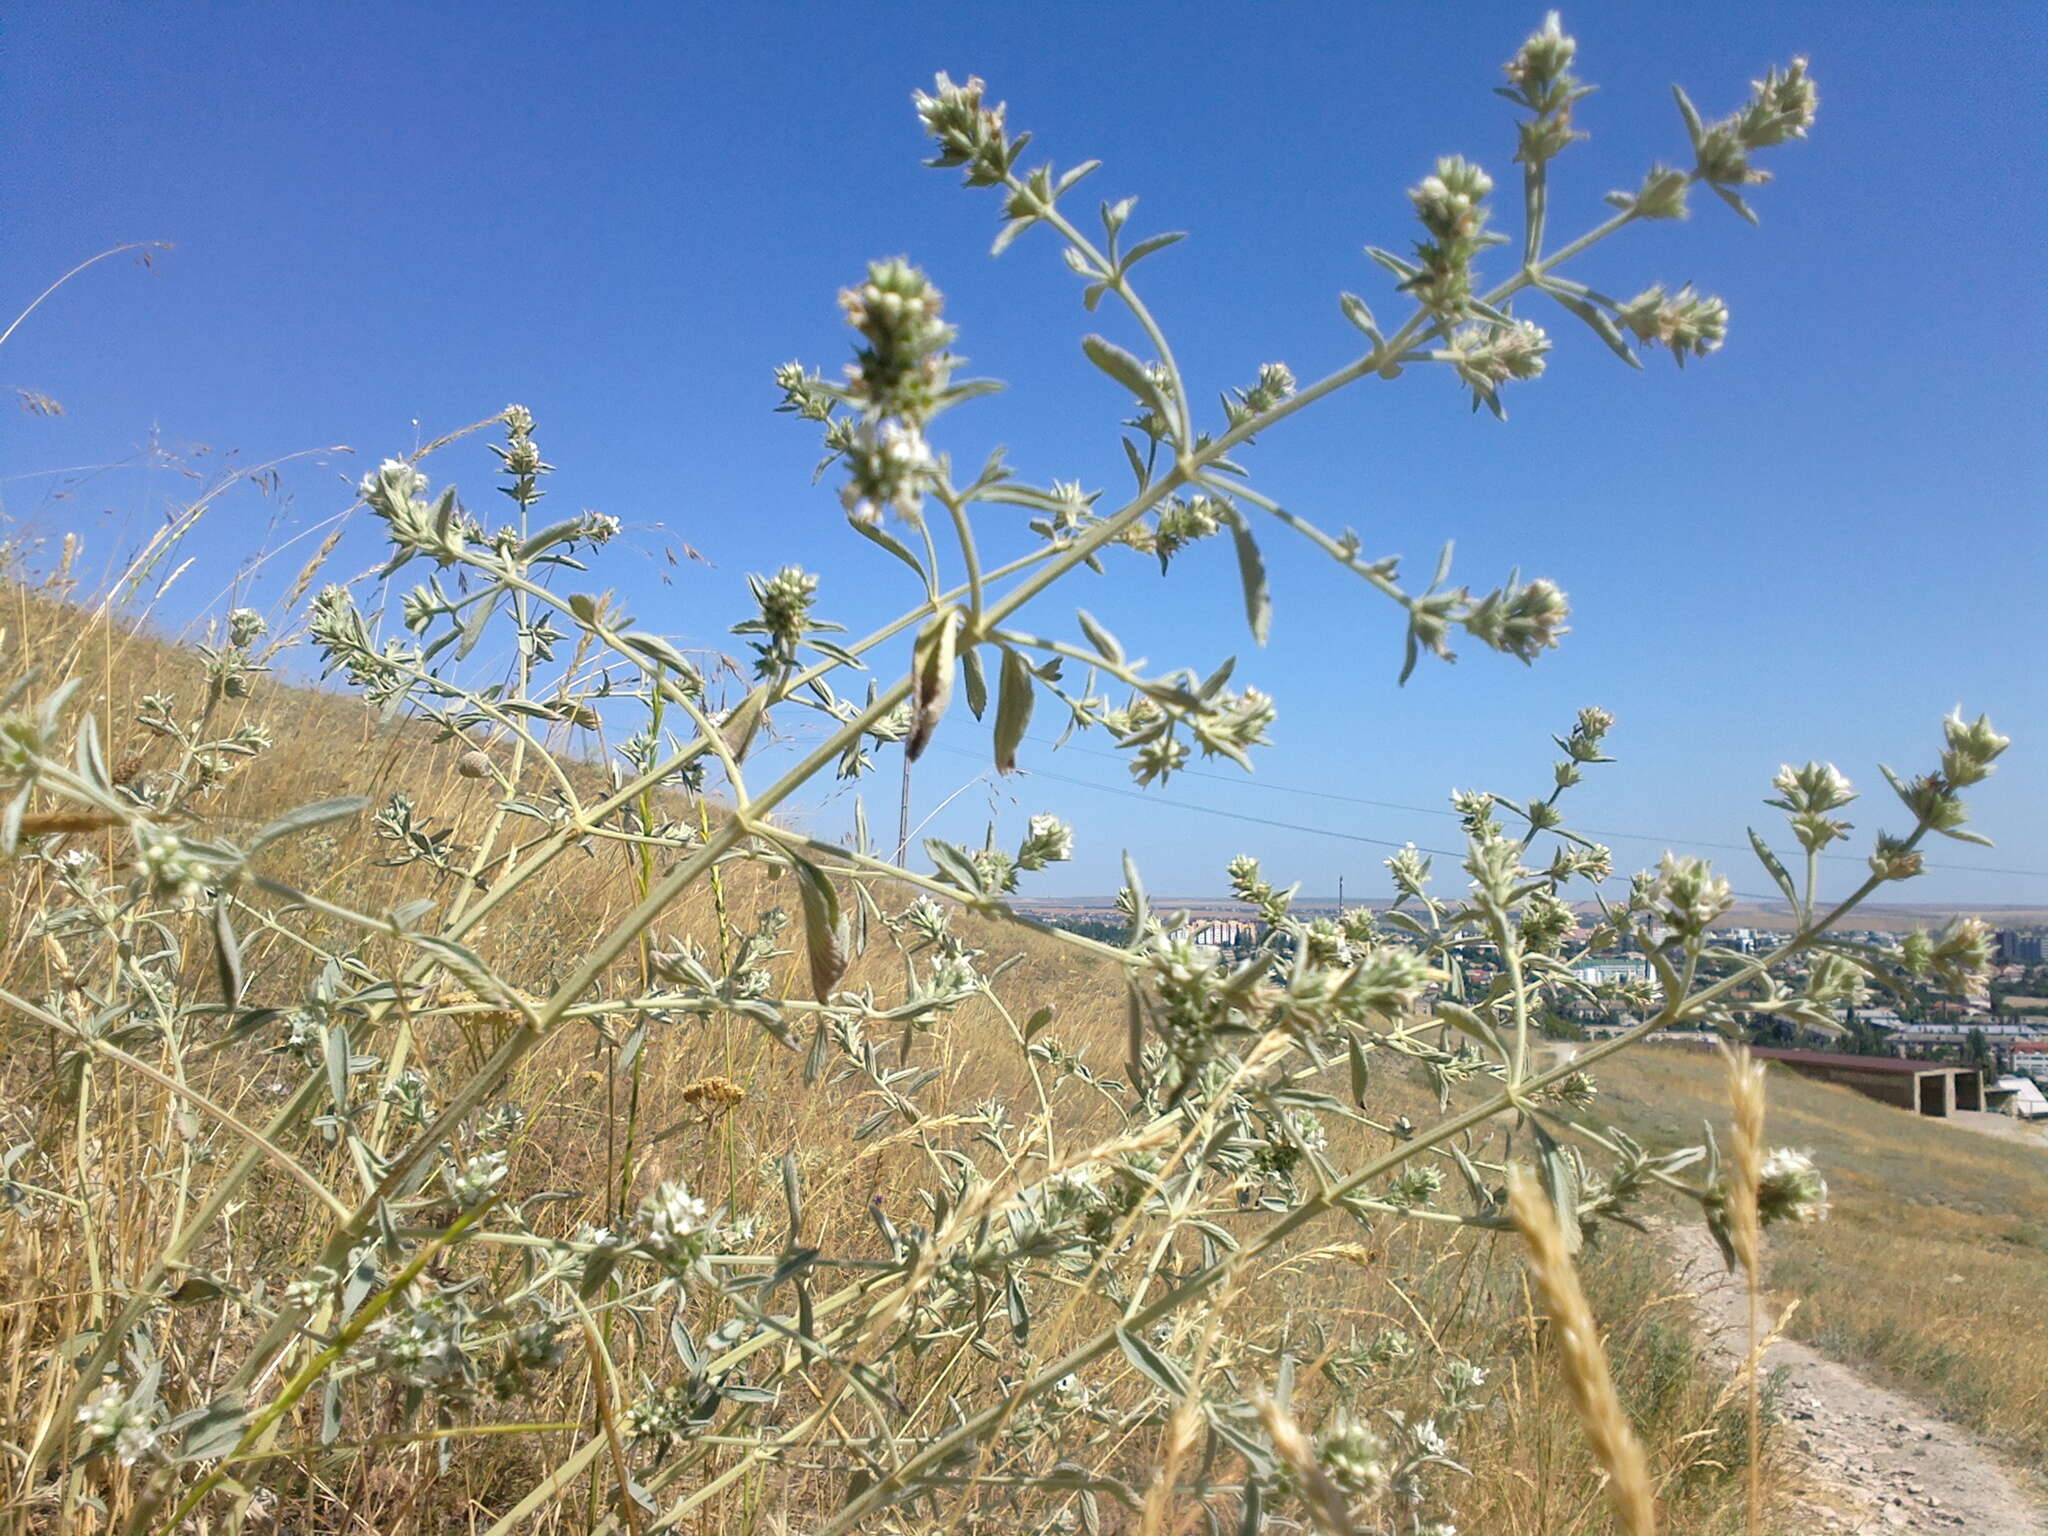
[1996,928,2046,966]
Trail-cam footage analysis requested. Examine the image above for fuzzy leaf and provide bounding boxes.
[907,612,958,762]
[960,644,988,720]
[1081,335,1172,421]
[789,852,850,1002]
[993,648,1036,774]
[1228,515,1272,645]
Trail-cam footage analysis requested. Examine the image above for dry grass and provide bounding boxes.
[0,591,1808,1533]
[1595,1045,2048,1463]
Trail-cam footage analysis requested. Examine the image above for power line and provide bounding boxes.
[930,743,1816,904]
[990,734,2047,881]
[926,741,2047,899]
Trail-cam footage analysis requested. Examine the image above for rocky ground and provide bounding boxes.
[1663,1223,2048,1534]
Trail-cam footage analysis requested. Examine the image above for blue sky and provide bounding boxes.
[5,2,2043,906]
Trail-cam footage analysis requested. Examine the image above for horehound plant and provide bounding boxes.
[0,14,2014,1534]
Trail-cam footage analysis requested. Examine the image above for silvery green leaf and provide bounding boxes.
[854,1109,892,1141]
[907,612,957,762]
[960,644,988,720]
[1348,1033,1371,1107]
[783,1152,804,1243]
[1054,160,1101,195]
[1120,231,1186,271]
[1547,287,1641,367]
[991,218,1035,256]
[170,1393,248,1462]
[788,852,849,1002]
[1006,1270,1029,1342]
[1115,1326,1188,1397]
[74,712,107,791]
[1236,1479,1264,1536]
[1747,828,1799,907]
[1080,335,1170,420]
[1339,291,1381,340]
[1366,247,1421,282]
[1710,182,1759,225]
[324,1024,350,1117]
[924,838,986,895]
[1438,1000,1507,1062]
[211,898,244,1010]
[803,1017,829,1086]
[1075,609,1123,665]
[618,631,692,676]
[1120,436,1149,493]
[1228,515,1271,645]
[1532,1120,1583,1255]
[249,797,369,853]
[994,648,1035,774]
[1672,84,1706,152]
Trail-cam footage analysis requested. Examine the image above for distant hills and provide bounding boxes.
[1012,895,2048,935]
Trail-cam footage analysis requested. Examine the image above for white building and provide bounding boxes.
[1986,1075,2048,1120]
[1574,957,1651,987]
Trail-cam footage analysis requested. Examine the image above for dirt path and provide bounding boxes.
[1946,1107,2048,1149]
[1663,1223,2048,1534]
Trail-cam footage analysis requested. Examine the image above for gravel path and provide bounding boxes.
[1664,1223,2048,1534]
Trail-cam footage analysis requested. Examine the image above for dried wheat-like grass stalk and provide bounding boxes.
[1253,1391,1357,1536]
[1721,1040,1768,1536]
[1506,1164,1657,1536]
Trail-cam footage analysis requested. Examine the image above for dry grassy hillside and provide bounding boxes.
[2,588,1825,1532]
[1594,1047,2048,1464]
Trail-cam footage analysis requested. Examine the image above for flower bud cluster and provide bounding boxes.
[637,1178,715,1267]
[1692,59,1819,193]
[1385,844,1434,901]
[842,419,938,526]
[1927,915,1995,993]
[359,459,475,567]
[1460,576,1570,664]
[445,1149,508,1210]
[1886,709,2007,841]
[1755,1147,1829,1225]
[840,258,958,428]
[1616,164,1692,220]
[76,1382,158,1466]
[1546,1069,1599,1109]
[134,823,216,906]
[913,73,1021,189]
[735,565,822,675]
[1866,832,1923,883]
[1519,890,1578,955]
[1404,157,1499,319]
[1450,320,1551,409]
[1226,855,1292,925]
[491,404,552,511]
[1615,283,1728,365]
[1317,1413,1392,1500]
[1940,709,2010,789]
[1767,760,1856,852]
[373,1299,476,1394]
[1146,495,1224,565]
[1503,12,1591,167]
[1223,362,1297,429]
[1016,813,1074,872]
[1642,852,1733,939]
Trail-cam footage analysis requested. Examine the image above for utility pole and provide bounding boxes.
[1337,874,1345,916]
[895,747,912,865]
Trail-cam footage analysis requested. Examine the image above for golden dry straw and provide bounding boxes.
[1506,1164,1657,1536]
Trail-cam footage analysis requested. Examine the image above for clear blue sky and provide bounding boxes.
[5,2,2043,906]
